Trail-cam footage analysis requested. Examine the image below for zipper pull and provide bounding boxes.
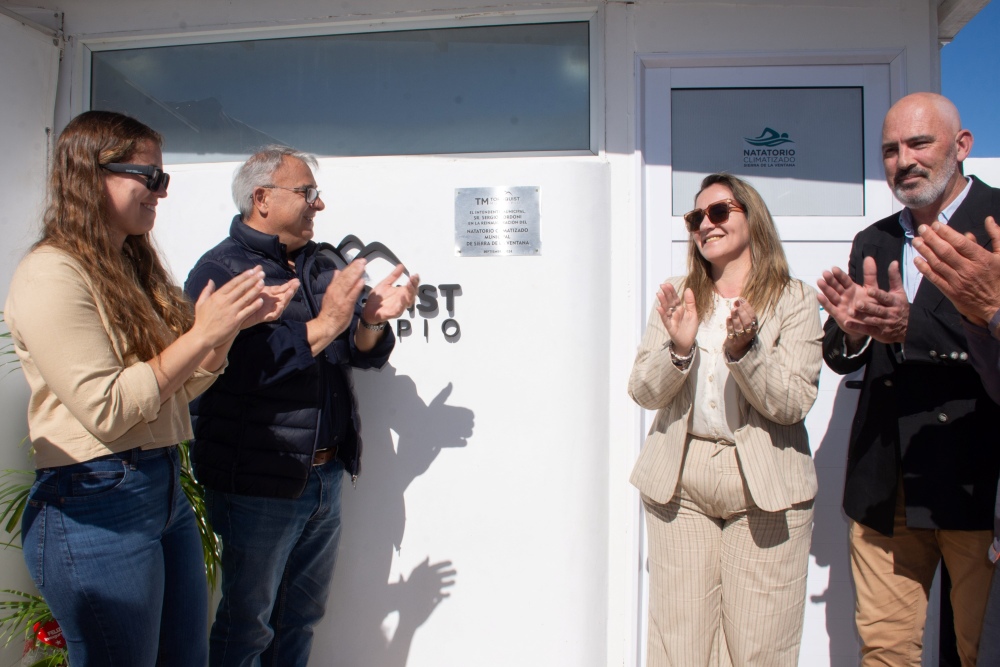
[352,474,358,488]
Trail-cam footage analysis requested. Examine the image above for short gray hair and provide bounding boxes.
[232,145,319,219]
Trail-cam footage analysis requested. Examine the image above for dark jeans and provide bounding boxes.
[21,446,208,667]
[207,460,344,667]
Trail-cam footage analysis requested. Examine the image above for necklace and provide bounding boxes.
[714,291,738,309]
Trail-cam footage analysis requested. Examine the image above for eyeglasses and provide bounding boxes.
[683,198,745,232]
[264,185,321,205]
[101,163,170,192]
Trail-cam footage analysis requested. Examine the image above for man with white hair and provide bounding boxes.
[185,146,418,667]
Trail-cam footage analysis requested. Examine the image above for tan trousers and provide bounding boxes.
[850,492,994,667]
[642,437,813,667]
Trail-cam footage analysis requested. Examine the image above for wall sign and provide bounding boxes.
[332,236,464,344]
[397,283,463,343]
[455,186,541,256]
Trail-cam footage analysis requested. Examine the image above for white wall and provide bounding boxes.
[0,12,59,667]
[967,158,1000,188]
[153,155,613,667]
[0,1,953,666]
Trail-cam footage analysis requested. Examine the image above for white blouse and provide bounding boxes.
[688,294,743,443]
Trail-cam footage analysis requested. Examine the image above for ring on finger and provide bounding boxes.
[735,329,745,336]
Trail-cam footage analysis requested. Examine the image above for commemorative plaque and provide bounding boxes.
[455,186,540,257]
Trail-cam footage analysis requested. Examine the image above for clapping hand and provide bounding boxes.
[817,257,909,344]
[362,265,420,325]
[913,216,1000,326]
[656,282,698,355]
[318,259,368,338]
[724,298,758,359]
[241,279,300,329]
[192,267,267,348]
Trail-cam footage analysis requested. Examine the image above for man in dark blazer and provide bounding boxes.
[817,92,1000,666]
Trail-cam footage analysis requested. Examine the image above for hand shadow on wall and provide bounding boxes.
[809,374,863,667]
[315,365,473,667]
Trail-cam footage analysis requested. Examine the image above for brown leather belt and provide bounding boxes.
[312,448,337,466]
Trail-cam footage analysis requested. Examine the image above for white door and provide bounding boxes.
[635,53,905,667]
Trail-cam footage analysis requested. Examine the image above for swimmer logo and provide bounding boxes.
[745,127,794,147]
[743,128,797,168]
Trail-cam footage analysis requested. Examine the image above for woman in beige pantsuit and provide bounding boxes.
[629,173,823,667]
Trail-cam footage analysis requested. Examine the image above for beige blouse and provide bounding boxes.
[689,294,743,443]
[4,247,223,468]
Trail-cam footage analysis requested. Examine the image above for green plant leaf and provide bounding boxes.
[0,311,20,378]
[0,469,33,546]
[178,441,222,591]
[0,589,55,648]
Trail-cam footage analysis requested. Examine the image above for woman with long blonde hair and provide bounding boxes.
[629,173,822,666]
[4,110,295,666]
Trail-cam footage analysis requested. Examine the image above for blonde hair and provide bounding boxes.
[685,173,792,320]
[37,110,193,362]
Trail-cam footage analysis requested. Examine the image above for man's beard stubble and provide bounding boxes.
[891,152,958,210]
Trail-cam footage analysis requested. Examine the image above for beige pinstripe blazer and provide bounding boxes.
[629,279,822,513]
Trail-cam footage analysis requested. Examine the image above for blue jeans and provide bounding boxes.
[21,446,208,667]
[207,460,344,667]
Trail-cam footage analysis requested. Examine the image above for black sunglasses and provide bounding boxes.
[102,163,170,192]
[263,185,321,205]
[683,198,745,232]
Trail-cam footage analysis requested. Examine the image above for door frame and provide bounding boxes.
[630,48,904,667]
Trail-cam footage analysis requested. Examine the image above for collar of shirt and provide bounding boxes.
[898,176,973,301]
[898,176,973,237]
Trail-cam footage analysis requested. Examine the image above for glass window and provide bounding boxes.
[90,22,591,161]
[670,87,865,216]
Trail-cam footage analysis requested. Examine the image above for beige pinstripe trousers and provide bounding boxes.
[642,437,813,667]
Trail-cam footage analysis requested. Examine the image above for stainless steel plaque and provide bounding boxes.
[455,186,540,257]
